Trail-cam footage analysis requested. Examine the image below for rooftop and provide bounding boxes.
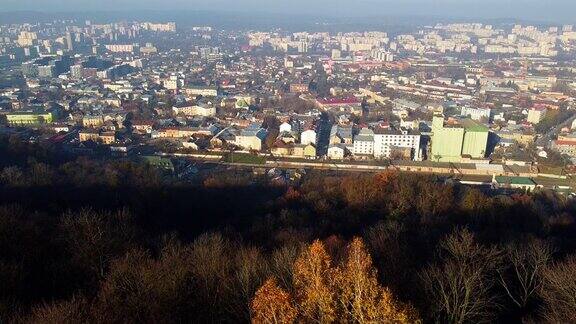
[495,176,536,186]
[460,119,489,132]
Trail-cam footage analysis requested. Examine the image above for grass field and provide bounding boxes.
[222,152,266,164]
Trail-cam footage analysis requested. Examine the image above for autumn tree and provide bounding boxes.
[460,187,491,215]
[293,240,337,323]
[252,238,420,324]
[335,237,418,323]
[341,175,384,209]
[251,279,297,324]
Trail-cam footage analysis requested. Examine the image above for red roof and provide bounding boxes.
[531,105,548,111]
[555,140,576,146]
[49,134,66,143]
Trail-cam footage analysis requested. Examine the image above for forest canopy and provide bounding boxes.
[0,135,575,323]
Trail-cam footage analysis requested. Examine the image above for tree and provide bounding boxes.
[335,238,418,324]
[252,238,420,324]
[539,255,576,322]
[293,240,336,323]
[25,295,89,324]
[0,166,24,186]
[188,232,234,322]
[364,221,410,291]
[420,228,502,324]
[95,238,199,323]
[227,246,270,322]
[460,188,491,214]
[251,279,297,324]
[29,161,54,186]
[59,208,138,284]
[415,181,454,223]
[341,175,385,209]
[498,239,553,309]
[270,244,302,290]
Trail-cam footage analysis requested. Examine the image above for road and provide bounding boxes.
[536,112,576,147]
[315,113,331,156]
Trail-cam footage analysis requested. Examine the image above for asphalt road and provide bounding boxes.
[536,112,576,147]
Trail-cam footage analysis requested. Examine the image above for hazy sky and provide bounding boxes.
[2,0,575,22]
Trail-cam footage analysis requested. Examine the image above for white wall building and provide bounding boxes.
[279,122,292,133]
[301,129,317,146]
[461,106,491,121]
[353,128,375,156]
[184,86,218,97]
[527,108,547,124]
[328,144,346,159]
[374,129,421,160]
[172,104,216,117]
[234,123,267,151]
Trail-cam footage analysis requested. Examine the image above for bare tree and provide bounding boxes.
[498,239,554,308]
[420,228,502,324]
[189,232,233,321]
[0,166,24,186]
[59,208,137,281]
[270,244,302,291]
[24,295,89,324]
[364,221,410,290]
[539,255,576,323]
[226,246,270,322]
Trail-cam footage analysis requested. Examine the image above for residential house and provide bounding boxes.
[327,144,347,159]
[329,125,353,145]
[79,130,116,144]
[235,123,268,151]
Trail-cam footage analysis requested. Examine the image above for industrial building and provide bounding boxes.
[431,114,489,162]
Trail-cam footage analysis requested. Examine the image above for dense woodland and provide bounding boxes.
[0,134,576,323]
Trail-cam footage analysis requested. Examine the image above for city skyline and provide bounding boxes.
[2,0,576,23]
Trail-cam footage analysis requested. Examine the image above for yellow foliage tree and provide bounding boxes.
[293,239,337,323]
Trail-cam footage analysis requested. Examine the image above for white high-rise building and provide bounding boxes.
[70,65,83,79]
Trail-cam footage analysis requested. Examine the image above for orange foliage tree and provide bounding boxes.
[251,238,420,323]
[335,238,418,323]
[251,278,297,324]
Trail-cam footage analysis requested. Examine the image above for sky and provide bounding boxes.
[1,0,575,23]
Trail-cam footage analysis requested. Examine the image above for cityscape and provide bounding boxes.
[2,19,576,191]
[0,3,576,324]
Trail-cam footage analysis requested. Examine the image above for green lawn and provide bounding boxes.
[222,153,266,165]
